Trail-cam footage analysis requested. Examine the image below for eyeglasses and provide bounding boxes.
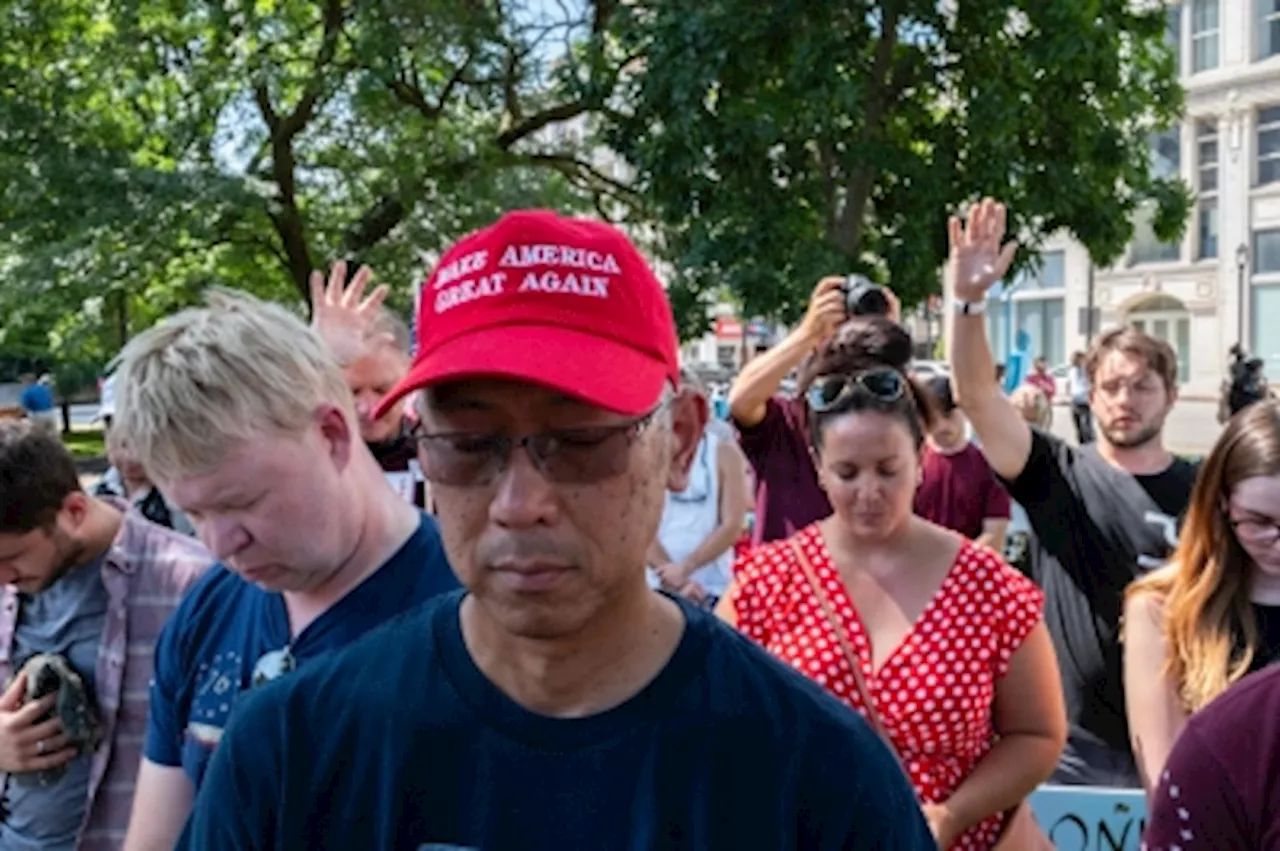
[806,369,907,413]
[251,646,295,688]
[412,403,666,487]
[1230,517,1280,546]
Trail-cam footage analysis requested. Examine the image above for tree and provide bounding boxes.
[0,0,637,382]
[607,0,1193,333]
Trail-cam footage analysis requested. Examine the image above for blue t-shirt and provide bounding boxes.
[143,513,457,790]
[19,384,53,413]
[178,591,933,851]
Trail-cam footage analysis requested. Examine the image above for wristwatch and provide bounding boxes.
[953,299,986,316]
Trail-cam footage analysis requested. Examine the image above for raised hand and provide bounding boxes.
[308,260,393,367]
[948,198,1019,304]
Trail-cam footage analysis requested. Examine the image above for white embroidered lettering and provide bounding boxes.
[433,250,488,289]
[434,272,507,313]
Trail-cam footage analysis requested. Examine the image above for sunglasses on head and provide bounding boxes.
[806,369,907,413]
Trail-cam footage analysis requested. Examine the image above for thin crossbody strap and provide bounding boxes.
[788,539,906,768]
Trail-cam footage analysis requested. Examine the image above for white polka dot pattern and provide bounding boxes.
[733,524,1045,850]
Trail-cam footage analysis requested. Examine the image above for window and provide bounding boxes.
[1253,284,1280,374]
[1254,228,1280,273]
[1131,202,1182,264]
[1258,0,1280,60]
[1199,200,1219,259]
[1192,0,1219,71]
[1198,121,1219,259]
[1014,298,1065,366]
[716,345,736,369]
[1132,129,1184,264]
[1259,107,1280,185]
[1168,4,1183,76]
[1012,250,1065,290]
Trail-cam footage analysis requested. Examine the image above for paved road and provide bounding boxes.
[1049,398,1220,457]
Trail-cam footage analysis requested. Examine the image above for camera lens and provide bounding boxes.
[844,275,890,317]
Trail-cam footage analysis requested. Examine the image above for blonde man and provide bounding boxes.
[119,288,458,851]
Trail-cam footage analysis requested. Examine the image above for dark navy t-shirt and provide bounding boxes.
[143,513,457,790]
[178,591,933,851]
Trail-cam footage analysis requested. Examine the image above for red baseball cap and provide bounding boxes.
[374,210,680,419]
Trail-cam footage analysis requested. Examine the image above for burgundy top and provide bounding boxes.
[913,442,1012,540]
[1144,663,1280,850]
[734,397,831,545]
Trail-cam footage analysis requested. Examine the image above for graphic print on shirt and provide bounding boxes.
[184,651,248,749]
[1137,510,1182,571]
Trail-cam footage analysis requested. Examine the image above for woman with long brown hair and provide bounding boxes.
[1124,399,1280,795]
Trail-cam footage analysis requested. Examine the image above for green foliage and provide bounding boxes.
[607,0,1194,327]
[0,0,629,385]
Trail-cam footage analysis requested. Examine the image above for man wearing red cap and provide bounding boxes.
[178,211,932,850]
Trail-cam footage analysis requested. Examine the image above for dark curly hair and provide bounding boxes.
[802,317,937,450]
[0,420,82,534]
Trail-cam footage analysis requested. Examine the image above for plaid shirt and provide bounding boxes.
[0,499,213,850]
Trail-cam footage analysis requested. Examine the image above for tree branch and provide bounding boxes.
[387,53,473,122]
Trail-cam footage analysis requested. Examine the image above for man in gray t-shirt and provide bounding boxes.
[0,555,108,851]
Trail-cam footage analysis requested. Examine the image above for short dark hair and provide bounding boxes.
[925,375,956,413]
[0,420,81,533]
[805,317,937,450]
[1085,327,1179,391]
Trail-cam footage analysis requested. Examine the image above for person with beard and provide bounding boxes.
[0,420,212,850]
[947,198,1197,789]
[308,263,430,510]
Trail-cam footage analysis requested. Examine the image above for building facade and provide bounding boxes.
[986,1,1280,397]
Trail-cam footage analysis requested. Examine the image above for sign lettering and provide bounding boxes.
[1028,785,1147,851]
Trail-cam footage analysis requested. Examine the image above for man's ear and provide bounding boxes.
[666,391,708,492]
[315,404,356,471]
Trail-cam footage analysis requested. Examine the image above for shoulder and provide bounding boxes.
[162,563,259,641]
[956,539,1044,611]
[736,525,816,584]
[112,508,216,595]
[231,595,446,738]
[1126,565,1174,617]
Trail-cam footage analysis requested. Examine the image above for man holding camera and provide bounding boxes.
[728,276,897,544]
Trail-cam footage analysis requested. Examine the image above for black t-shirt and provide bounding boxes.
[176,591,933,851]
[1001,430,1197,774]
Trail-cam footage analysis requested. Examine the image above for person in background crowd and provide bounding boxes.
[1025,356,1056,402]
[994,363,1007,388]
[1124,400,1280,795]
[177,209,932,851]
[310,263,430,510]
[720,317,1065,850]
[18,374,57,435]
[94,427,196,536]
[1143,658,1280,849]
[96,373,116,435]
[1066,350,1094,443]
[648,368,751,607]
[948,198,1196,788]
[914,375,1011,553]
[728,277,901,544]
[1218,344,1274,425]
[0,420,212,851]
[118,286,458,851]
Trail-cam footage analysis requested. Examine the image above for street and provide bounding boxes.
[1049,398,1221,457]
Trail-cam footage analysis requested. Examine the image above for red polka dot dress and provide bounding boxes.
[733,524,1045,850]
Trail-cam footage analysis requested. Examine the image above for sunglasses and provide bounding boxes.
[412,402,667,488]
[251,646,296,688]
[806,369,907,413]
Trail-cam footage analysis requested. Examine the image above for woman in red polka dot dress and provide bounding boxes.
[718,317,1066,850]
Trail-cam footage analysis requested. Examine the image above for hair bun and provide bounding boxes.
[821,316,914,374]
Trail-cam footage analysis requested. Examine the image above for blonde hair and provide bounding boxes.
[112,288,354,481]
[1127,401,1280,712]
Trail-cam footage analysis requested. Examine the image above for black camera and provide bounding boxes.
[843,274,890,317]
